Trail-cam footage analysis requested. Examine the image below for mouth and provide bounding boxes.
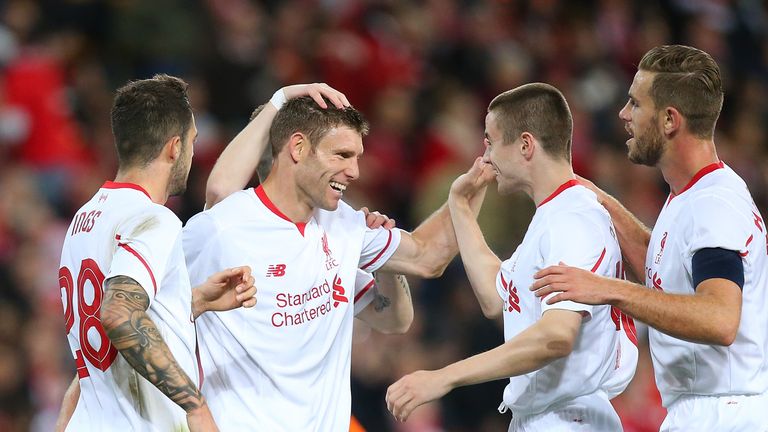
[625,124,634,138]
[329,181,347,195]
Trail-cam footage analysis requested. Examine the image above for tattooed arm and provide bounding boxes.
[355,273,413,334]
[101,276,217,431]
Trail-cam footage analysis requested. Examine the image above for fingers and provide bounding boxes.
[385,382,413,422]
[362,207,393,229]
[383,218,397,229]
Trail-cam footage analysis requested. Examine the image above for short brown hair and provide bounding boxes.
[639,45,723,138]
[488,83,573,162]
[111,74,193,168]
[269,96,369,158]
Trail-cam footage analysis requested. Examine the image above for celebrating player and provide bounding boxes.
[182,83,488,431]
[55,75,256,432]
[532,45,768,430]
[386,83,638,430]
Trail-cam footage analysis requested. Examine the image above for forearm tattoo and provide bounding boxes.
[103,276,203,412]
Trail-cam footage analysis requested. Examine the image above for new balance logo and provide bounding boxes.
[266,264,286,277]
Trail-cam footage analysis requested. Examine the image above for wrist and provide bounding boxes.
[270,89,287,110]
[191,290,205,320]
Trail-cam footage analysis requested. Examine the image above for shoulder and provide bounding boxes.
[317,200,365,229]
[119,202,182,236]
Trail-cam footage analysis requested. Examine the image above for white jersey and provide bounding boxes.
[58,182,199,432]
[182,186,401,432]
[646,162,768,407]
[499,181,637,416]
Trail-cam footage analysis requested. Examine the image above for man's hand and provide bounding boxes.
[186,403,219,432]
[386,370,452,422]
[531,262,616,305]
[449,157,496,203]
[282,83,350,109]
[360,207,396,230]
[575,175,608,205]
[192,266,256,319]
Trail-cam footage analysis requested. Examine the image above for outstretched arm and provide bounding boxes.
[379,159,496,279]
[386,309,582,422]
[206,84,350,208]
[356,273,413,334]
[101,276,217,431]
[55,375,79,432]
[531,266,741,346]
[448,158,503,318]
[577,176,651,279]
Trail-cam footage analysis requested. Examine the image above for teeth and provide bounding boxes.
[330,181,347,192]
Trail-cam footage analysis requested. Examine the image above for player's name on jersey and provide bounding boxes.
[272,277,348,328]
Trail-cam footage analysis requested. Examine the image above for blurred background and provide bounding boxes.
[0,0,766,430]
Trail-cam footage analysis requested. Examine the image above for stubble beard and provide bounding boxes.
[627,119,665,167]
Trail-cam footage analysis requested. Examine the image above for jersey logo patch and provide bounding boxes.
[321,232,338,270]
[266,264,287,277]
[654,231,668,264]
[500,273,521,313]
[332,275,348,307]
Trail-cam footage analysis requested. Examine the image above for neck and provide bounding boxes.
[114,165,170,204]
[530,158,575,206]
[261,165,313,223]
[658,136,719,194]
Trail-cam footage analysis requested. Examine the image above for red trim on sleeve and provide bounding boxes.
[354,280,376,303]
[667,161,724,204]
[116,237,158,295]
[590,248,607,272]
[361,230,393,270]
[537,179,580,208]
[254,186,307,236]
[102,181,152,200]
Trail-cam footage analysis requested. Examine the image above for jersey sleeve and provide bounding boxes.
[182,211,225,288]
[107,207,182,303]
[539,213,607,316]
[359,228,403,273]
[686,193,751,255]
[352,269,376,315]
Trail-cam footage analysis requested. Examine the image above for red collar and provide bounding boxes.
[667,161,724,204]
[254,185,307,236]
[537,179,580,208]
[102,181,151,200]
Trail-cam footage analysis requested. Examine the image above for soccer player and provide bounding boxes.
[56,75,256,432]
[532,45,768,430]
[386,83,638,430]
[182,84,488,431]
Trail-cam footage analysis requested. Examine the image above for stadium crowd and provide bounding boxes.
[0,0,765,431]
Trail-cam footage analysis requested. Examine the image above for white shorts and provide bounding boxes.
[660,391,768,432]
[507,391,622,432]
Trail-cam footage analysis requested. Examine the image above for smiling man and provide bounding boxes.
[386,83,638,431]
[182,84,489,431]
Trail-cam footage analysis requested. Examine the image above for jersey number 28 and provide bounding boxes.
[60,259,118,375]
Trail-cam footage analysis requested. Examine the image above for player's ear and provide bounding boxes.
[164,135,183,163]
[520,131,535,161]
[663,107,682,138]
[288,132,308,163]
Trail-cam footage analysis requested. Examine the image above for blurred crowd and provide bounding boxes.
[0,0,766,431]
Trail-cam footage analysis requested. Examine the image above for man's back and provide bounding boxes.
[59,181,198,431]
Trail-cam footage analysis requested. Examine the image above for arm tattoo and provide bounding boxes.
[396,274,411,299]
[372,286,392,313]
[103,276,203,412]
